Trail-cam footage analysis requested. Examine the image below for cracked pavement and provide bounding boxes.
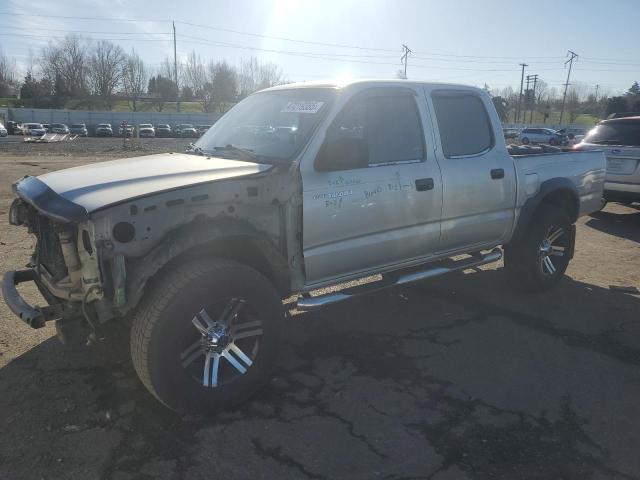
[1,152,639,479]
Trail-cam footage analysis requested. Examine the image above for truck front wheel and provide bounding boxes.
[131,258,284,414]
[504,206,574,291]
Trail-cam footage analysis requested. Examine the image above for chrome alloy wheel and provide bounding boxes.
[538,226,566,275]
[180,298,263,388]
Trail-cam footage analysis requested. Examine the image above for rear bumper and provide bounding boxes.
[604,181,640,202]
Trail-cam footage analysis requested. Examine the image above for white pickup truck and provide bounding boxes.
[3,80,605,414]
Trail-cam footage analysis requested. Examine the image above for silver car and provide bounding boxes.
[50,123,70,134]
[138,124,155,138]
[575,116,640,203]
[23,123,46,136]
[0,122,7,137]
[518,127,563,145]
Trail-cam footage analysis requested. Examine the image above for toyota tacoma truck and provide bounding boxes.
[2,80,605,414]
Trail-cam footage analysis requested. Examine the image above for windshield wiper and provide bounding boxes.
[213,144,259,160]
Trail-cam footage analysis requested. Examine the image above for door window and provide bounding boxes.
[432,92,493,158]
[328,93,425,166]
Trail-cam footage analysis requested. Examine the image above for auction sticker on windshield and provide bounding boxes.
[281,101,325,114]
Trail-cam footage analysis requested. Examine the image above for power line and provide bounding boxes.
[177,34,523,72]
[0,11,169,23]
[0,24,172,35]
[0,32,170,42]
[0,11,569,61]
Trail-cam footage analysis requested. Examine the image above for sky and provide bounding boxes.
[1,0,639,96]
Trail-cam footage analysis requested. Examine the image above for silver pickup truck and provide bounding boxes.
[2,80,605,413]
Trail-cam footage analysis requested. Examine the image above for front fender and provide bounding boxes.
[123,218,288,314]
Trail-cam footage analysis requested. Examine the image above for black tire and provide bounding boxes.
[131,258,284,414]
[521,137,530,145]
[504,206,573,291]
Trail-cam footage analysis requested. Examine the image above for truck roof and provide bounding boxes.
[262,78,483,93]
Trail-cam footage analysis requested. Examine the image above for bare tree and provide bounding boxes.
[183,50,206,94]
[566,82,590,123]
[0,48,16,97]
[88,40,125,109]
[238,57,285,97]
[40,34,89,98]
[122,49,147,111]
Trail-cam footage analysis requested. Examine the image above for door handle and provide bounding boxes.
[415,178,434,191]
[490,168,505,179]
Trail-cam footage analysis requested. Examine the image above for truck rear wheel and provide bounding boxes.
[131,258,284,414]
[504,206,574,291]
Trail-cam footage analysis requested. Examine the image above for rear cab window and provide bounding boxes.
[431,91,494,158]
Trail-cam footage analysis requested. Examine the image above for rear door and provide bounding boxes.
[427,88,517,252]
[300,87,443,286]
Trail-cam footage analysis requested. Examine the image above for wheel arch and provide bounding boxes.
[124,218,291,315]
[511,178,579,243]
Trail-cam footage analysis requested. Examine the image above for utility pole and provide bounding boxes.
[594,84,599,102]
[528,74,538,124]
[516,63,528,124]
[173,21,180,113]
[401,44,412,79]
[559,50,578,125]
[524,74,532,125]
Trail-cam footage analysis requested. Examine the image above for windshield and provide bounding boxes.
[194,87,336,162]
[584,122,640,146]
[71,124,84,128]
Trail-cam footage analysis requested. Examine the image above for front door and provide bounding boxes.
[300,87,443,286]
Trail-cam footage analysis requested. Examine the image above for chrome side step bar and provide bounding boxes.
[296,248,502,311]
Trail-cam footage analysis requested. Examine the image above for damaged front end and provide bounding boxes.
[3,176,103,340]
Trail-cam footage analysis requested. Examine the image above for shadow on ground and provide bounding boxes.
[1,268,639,480]
[586,207,640,243]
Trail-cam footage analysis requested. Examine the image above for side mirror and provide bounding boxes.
[314,137,369,172]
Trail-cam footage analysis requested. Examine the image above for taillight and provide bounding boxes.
[572,144,584,150]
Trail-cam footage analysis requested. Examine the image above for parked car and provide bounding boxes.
[503,127,520,140]
[155,124,172,137]
[3,79,605,415]
[175,123,198,138]
[69,124,88,137]
[138,124,155,138]
[118,124,135,137]
[195,125,212,136]
[518,127,564,145]
[0,122,7,137]
[50,123,70,134]
[95,123,113,137]
[42,124,51,133]
[22,123,46,136]
[574,116,640,203]
[6,121,21,135]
